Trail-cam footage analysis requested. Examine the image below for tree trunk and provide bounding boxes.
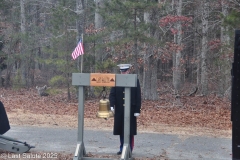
[200,1,209,95]
[143,5,158,100]
[20,0,27,87]
[132,8,139,74]
[20,0,26,34]
[219,0,230,95]
[95,0,104,71]
[172,0,183,95]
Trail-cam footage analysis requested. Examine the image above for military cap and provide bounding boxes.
[117,64,132,72]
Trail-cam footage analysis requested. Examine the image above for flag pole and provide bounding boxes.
[80,33,83,73]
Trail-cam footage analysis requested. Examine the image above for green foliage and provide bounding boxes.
[42,0,80,89]
[46,87,63,96]
[49,75,66,86]
[94,86,111,98]
[223,10,240,28]
[44,32,77,68]
[86,0,160,70]
[0,37,7,71]
[81,54,95,73]
[12,70,24,89]
[50,0,77,34]
[0,0,13,15]
[101,0,156,43]
[95,59,116,72]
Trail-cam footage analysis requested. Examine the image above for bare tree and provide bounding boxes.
[200,0,209,95]
[20,0,27,86]
[142,2,159,100]
[94,0,104,71]
[219,0,231,95]
[172,0,183,95]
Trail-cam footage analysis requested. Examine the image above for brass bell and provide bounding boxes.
[97,98,114,119]
[97,87,114,119]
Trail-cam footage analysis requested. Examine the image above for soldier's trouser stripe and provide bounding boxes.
[119,135,134,151]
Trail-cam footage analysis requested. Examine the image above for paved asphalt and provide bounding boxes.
[2,125,232,160]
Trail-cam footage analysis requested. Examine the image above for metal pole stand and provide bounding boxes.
[72,73,137,160]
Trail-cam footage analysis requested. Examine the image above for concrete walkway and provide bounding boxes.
[3,125,232,160]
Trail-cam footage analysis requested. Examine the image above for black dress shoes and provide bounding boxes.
[117,151,122,155]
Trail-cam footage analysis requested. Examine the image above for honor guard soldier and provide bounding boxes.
[109,64,142,155]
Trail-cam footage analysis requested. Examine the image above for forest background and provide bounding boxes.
[0,0,239,101]
[0,0,237,159]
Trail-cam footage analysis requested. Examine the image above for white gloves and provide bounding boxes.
[111,107,139,117]
[134,113,140,117]
[110,107,114,114]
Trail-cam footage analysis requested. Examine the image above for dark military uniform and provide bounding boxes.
[0,101,10,134]
[109,79,141,136]
[109,77,141,154]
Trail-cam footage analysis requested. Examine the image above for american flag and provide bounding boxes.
[71,39,84,60]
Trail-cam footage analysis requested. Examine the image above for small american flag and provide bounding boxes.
[71,39,84,60]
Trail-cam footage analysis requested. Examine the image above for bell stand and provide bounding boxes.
[72,73,137,160]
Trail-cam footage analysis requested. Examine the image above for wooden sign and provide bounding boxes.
[90,73,116,86]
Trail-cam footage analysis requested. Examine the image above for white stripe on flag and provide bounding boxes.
[71,39,84,60]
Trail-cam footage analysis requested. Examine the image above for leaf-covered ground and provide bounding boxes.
[0,88,232,159]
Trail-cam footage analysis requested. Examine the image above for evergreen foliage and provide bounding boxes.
[42,0,78,99]
[0,38,6,71]
[224,10,240,28]
[86,0,159,73]
[0,0,238,99]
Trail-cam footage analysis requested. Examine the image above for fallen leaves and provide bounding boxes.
[0,88,231,133]
[0,88,232,160]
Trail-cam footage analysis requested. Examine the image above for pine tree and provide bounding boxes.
[224,10,240,28]
[92,0,156,71]
[43,0,78,100]
[0,0,12,86]
[88,0,161,100]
